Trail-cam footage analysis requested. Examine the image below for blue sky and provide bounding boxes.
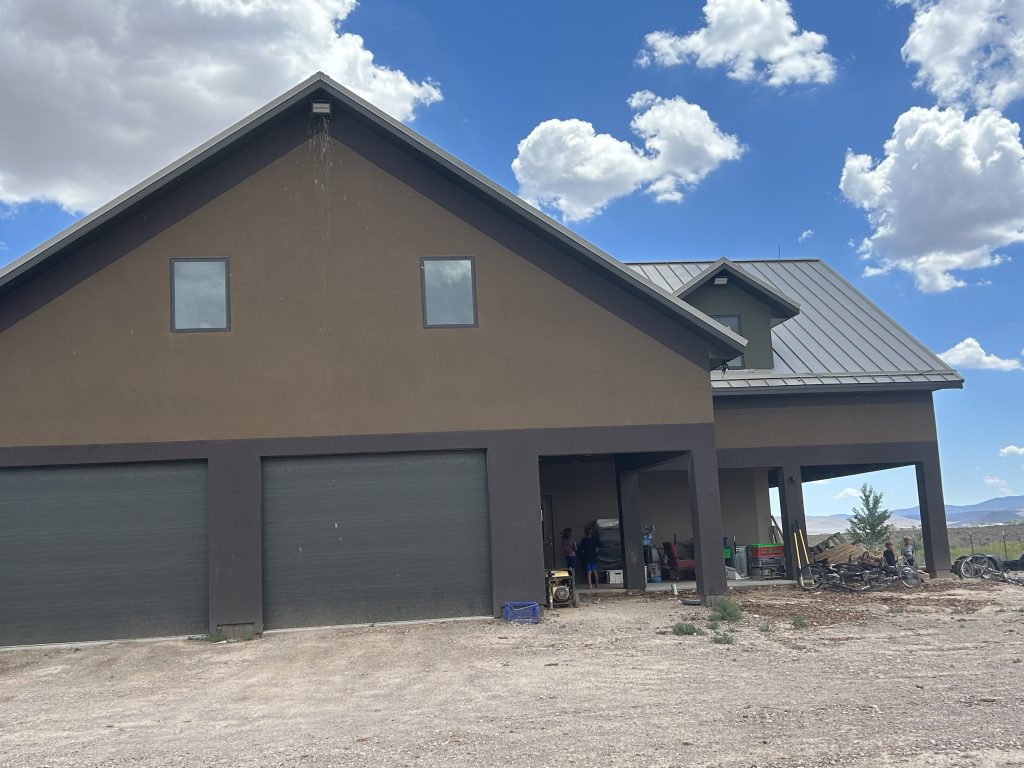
[1,0,1022,516]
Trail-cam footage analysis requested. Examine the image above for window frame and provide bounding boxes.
[170,257,231,333]
[420,255,479,329]
[711,314,745,369]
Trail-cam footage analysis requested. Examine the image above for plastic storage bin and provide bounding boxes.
[503,601,541,624]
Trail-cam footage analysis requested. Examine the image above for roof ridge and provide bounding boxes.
[627,258,822,265]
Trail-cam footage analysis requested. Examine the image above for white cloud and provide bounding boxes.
[638,0,835,87]
[835,487,861,499]
[0,0,442,214]
[999,445,1024,457]
[798,229,814,242]
[898,0,1024,110]
[840,106,1024,292]
[938,338,1023,371]
[512,91,743,222]
[984,475,1013,494]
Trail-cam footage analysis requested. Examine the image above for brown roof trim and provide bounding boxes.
[0,73,745,367]
[675,257,801,319]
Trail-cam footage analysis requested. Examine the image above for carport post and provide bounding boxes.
[615,460,645,591]
[916,445,952,578]
[775,464,807,581]
[688,444,728,602]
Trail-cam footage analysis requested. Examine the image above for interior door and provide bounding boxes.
[541,494,555,569]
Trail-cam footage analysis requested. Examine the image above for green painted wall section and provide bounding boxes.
[685,282,775,370]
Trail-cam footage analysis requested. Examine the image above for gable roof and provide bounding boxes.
[629,259,964,395]
[675,257,800,323]
[0,73,745,368]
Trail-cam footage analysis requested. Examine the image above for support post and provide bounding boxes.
[615,460,645,591]
[208,445,263,636]
[688,442,728,602]
[916,444,952,578]
[486,444,545,612]
[776,464,807,581]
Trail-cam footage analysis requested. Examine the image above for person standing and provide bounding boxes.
[561,528,577,576]
[882,541,898,569]
[901,536,916,566]
[578,526,600,589]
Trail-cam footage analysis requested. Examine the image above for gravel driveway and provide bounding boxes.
[2,581,1023,767]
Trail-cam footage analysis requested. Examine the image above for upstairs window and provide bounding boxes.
[171,258,230,332]
[712,314,745,369]
[421,257,477,328]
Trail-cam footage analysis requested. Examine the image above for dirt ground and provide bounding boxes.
[2,580,1023,768]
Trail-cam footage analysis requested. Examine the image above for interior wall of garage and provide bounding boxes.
[539,460,619,568]
[539,461,772,575]
[638,468,772,554]
[637,470,693,546]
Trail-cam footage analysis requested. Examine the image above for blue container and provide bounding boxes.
[503,601,542,624]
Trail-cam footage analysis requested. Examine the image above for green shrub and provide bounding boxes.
[672,622,704,636]
[710,632,735,645]
[709,598,743,623]
[792,616,808,629]
[707,619,721,631]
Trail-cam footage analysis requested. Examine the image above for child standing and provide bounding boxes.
[561,528,577,575]
[578,526,600,588]
[901,536,916,566]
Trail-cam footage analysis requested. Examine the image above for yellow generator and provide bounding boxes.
[544,568,579,610]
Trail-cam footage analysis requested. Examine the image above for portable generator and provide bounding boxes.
[544,568,579,610]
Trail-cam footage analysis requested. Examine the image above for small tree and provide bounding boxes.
[847,483,893,550]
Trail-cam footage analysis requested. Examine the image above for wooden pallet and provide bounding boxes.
[812,542,868,564]
[811,532,849,555]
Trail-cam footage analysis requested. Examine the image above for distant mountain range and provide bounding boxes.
[805,495,1024,535]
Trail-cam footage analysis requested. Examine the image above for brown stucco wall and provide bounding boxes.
[685,282,774,370]
[713,393,938,450]
[0,110,714,448]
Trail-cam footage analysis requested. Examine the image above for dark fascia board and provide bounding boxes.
[675,257,801,320]
[0,73,746,368]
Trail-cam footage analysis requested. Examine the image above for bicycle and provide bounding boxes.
[955,553,1024,586]
[799,560,920,591]
[798,562,872,592]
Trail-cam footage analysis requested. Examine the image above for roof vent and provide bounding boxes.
[311,100,331,116]
[713,275,729,286]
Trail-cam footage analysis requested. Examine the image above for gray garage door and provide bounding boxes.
[262,451,491,628]
[0,462,208,646]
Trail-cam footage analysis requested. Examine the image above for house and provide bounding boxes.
[0,74,961,646]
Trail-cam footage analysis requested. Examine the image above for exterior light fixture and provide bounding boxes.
[713,276,729,286]
[311,100,332,116]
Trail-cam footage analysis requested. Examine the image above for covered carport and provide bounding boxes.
[720,440,952,580]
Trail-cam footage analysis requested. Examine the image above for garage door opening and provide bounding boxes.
[261,450,491,629]
[0,461,209,647]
